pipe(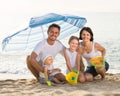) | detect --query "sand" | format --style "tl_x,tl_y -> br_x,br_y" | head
0,73 -> 120,96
